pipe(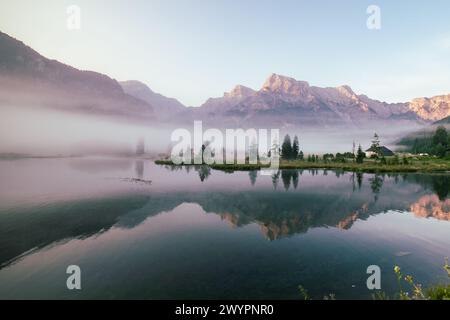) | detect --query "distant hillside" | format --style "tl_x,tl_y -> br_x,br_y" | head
396,124 -> 450,157
434,115 -> 450,125
0,31 -> 154,123
120,80 -> 185,121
